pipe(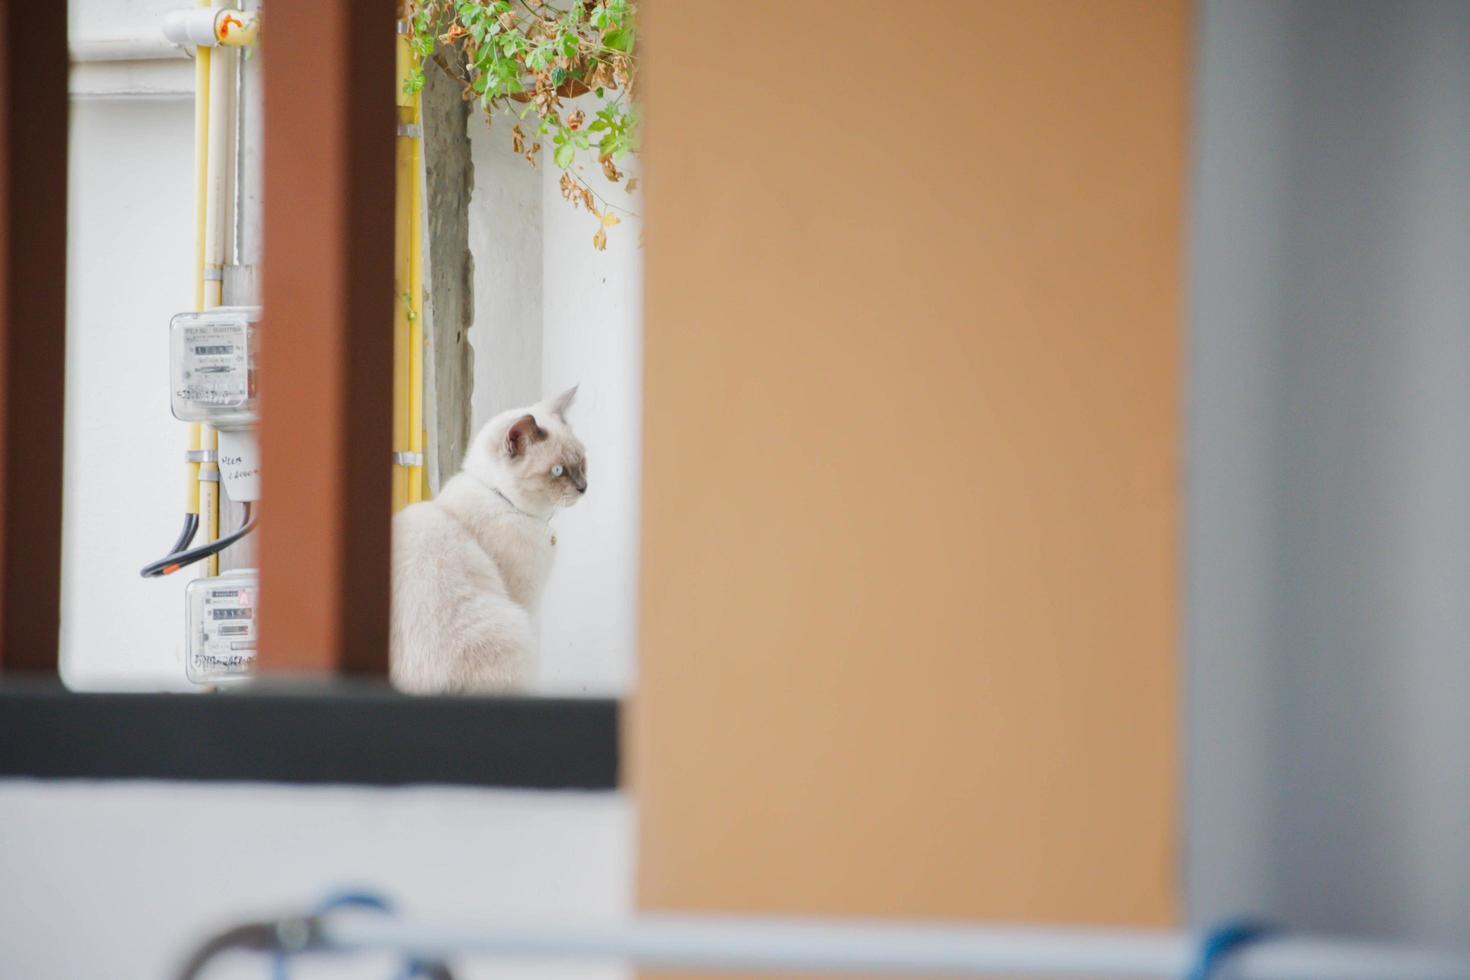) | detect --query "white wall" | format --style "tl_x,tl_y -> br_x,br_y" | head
62,96 -> 199,691
468,107 -> 642,697
469,119 -> 543,419
1189,0 -> 1470,943
0,781 -> 631,979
